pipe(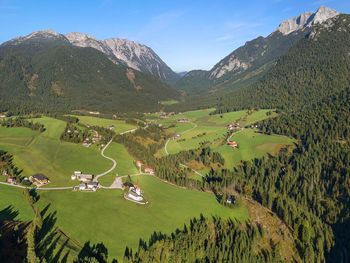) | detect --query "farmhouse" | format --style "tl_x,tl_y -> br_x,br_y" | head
178,118 -> 189,123
173,134 -> 181,140
144,167 -> 155,175
29,174 -> 50,186
78,182 -> 99,191
7,176 -> 16,184
71,171 -> 94,182
226,195 -> 236,204
227,141 -> 238,149
227,122 -> 240,131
